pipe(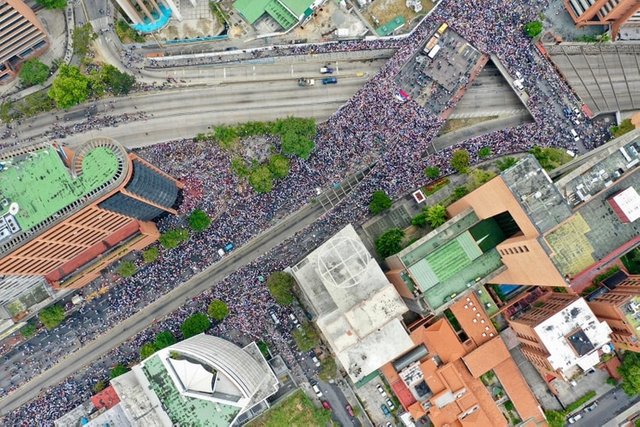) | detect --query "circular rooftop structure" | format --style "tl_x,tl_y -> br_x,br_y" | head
316,236 -> 371,289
